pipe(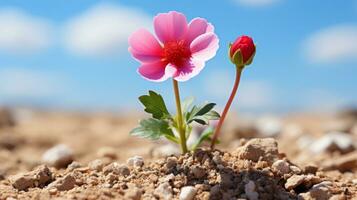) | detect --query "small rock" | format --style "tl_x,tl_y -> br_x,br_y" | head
244,181 -> 259,200
321,151 -> 357,172
290,165 -> 302,174
285,174 -> 320,190
272,160 -> 291,174
67,161 -> 82,171
10,165 -> 52,191
165,157 -> 177,170
124,187 -> 142,200
154,182 -> 172,200
255,116 -> 282,137
234,138 -> 279,164
298,181 -> 332,200
47,174 -> 76,191
191,166 -> 206,179
309,132 -> 354,154
42,144 -> 74,168
97,147 -> 117,159
88,159 -> 104,171
179,186 -> 196,200
151,144 -> 180,158
103,162 -> 130,176
127,156 -> 144,167
304,164 -> 318,174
